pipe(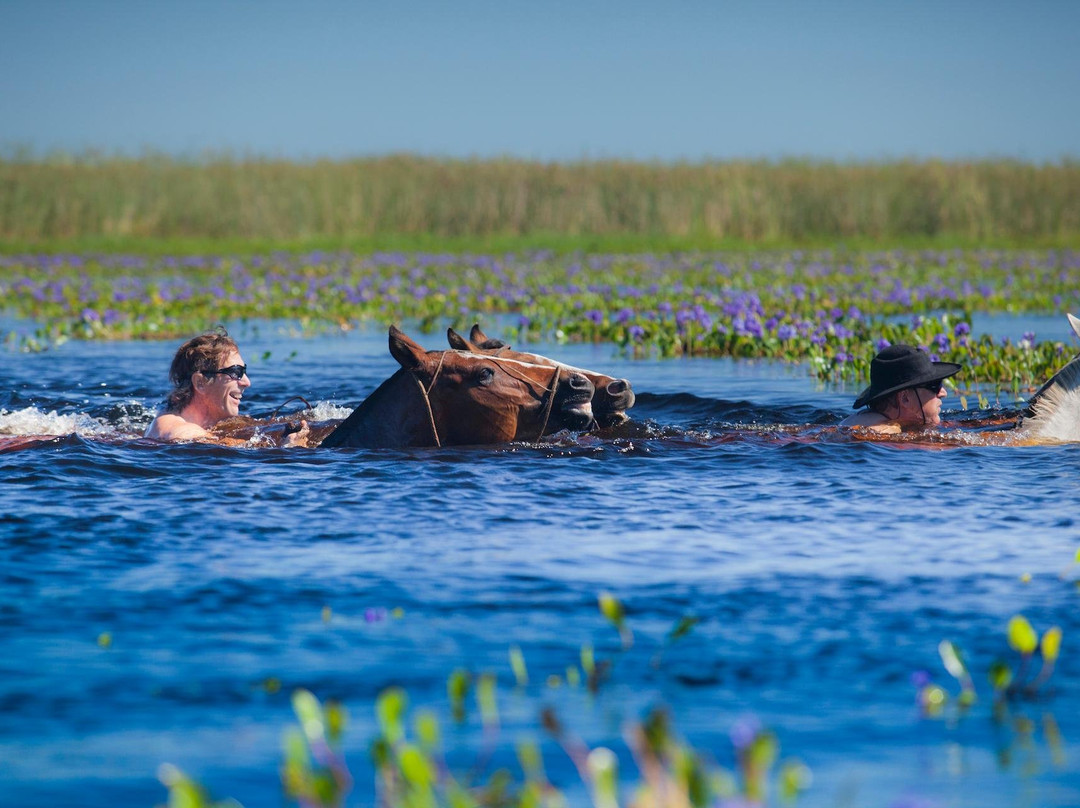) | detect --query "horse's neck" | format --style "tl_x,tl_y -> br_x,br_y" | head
1021,354 -> 1080,443
323,370 -> 432,448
